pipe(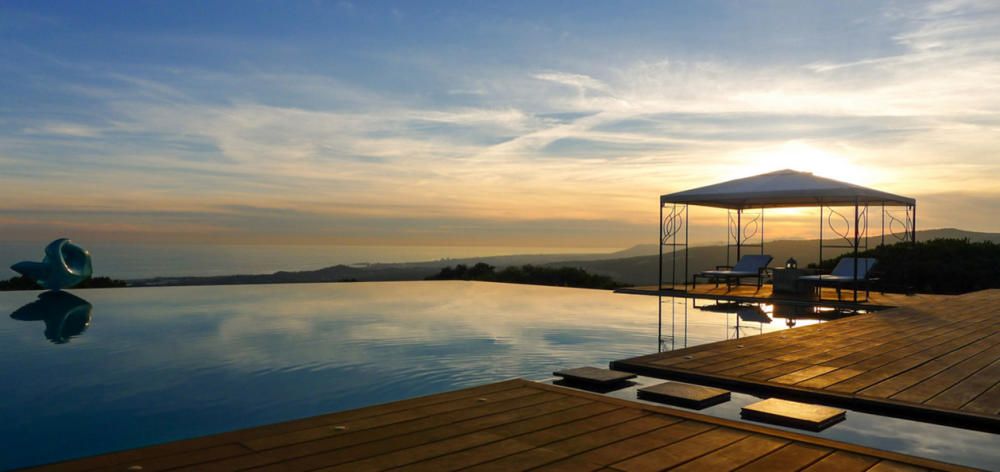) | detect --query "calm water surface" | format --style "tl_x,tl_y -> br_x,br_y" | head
0,282 -> 994,469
